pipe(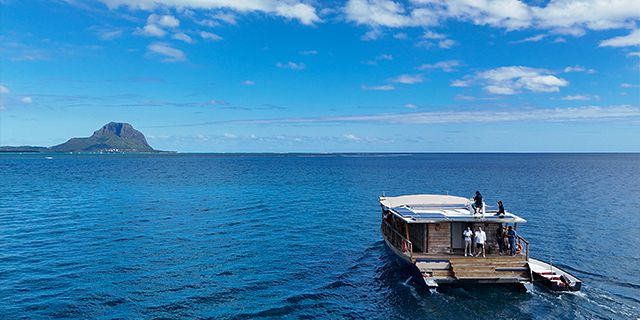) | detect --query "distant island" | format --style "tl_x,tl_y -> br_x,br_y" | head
0,122 -> 171,153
